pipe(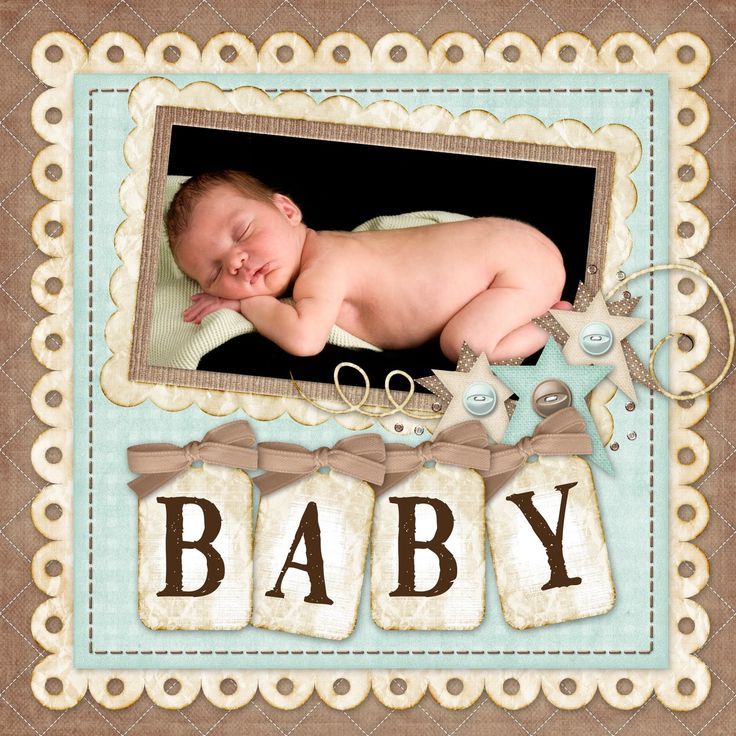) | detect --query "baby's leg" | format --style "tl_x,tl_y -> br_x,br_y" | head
440,286 -> 564,362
